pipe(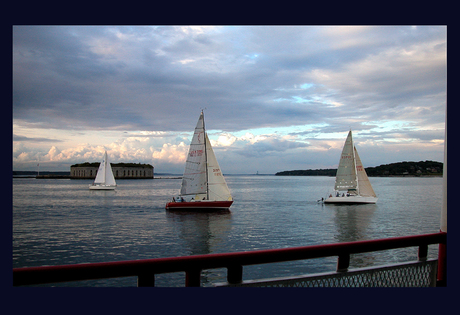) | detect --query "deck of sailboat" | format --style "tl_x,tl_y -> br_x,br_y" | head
165,200 -> 233,211
89,184 -> 116,190
324,196 -> 377,204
